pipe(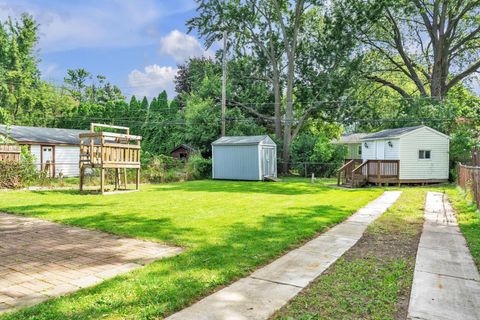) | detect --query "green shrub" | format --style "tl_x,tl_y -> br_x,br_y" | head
142,154 -> 183,183
20,146 -> 39,185
186,155 -> 211,179
142,153 -> 211,183
0,146 -> 38,188
0,161 -> 22,188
